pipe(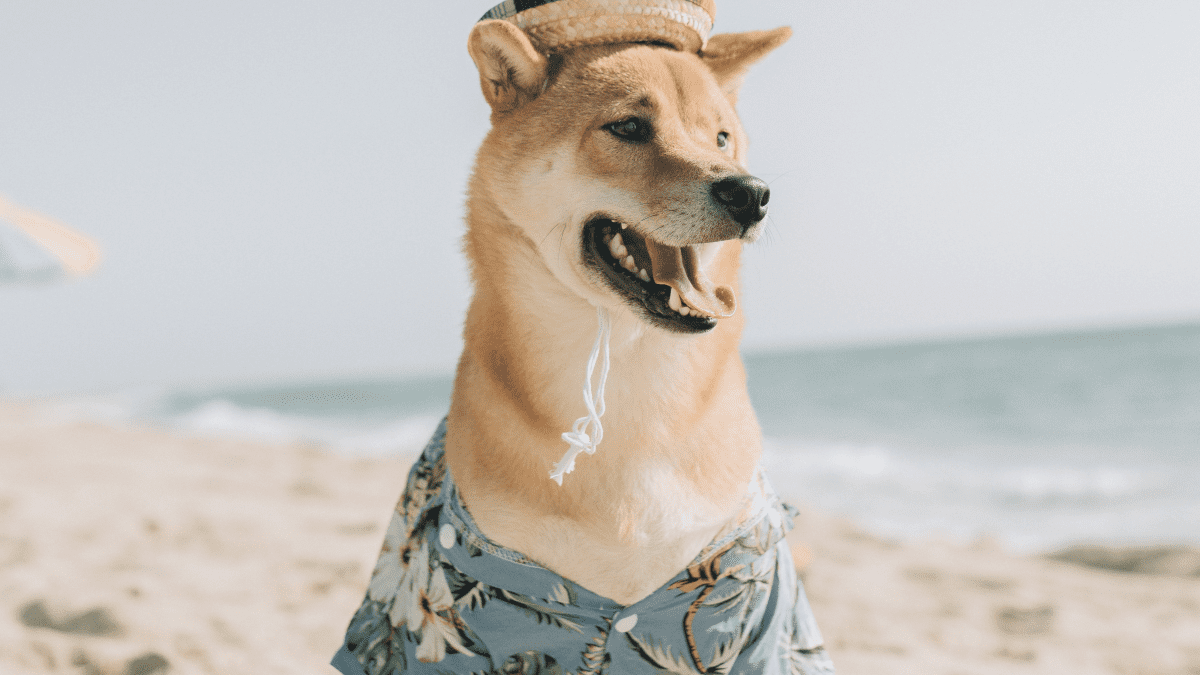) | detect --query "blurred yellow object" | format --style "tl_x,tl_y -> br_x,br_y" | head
0,194 -> 102,278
